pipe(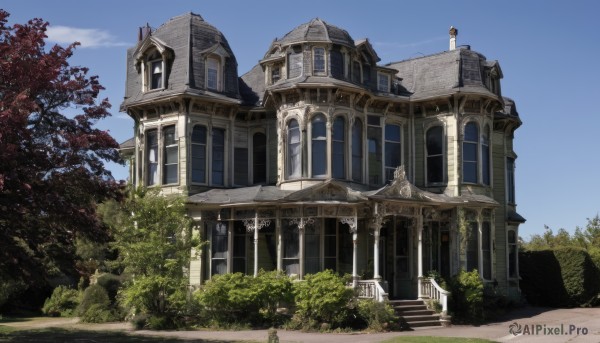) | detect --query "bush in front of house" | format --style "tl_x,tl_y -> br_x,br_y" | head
290,270 -> 355,330
194,270 -> 294,327
77,284 -> 120,323
447,269 -> 484,324
520,248 -> 600,307
356,298 -> 399,332
41,285 -> 80,317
